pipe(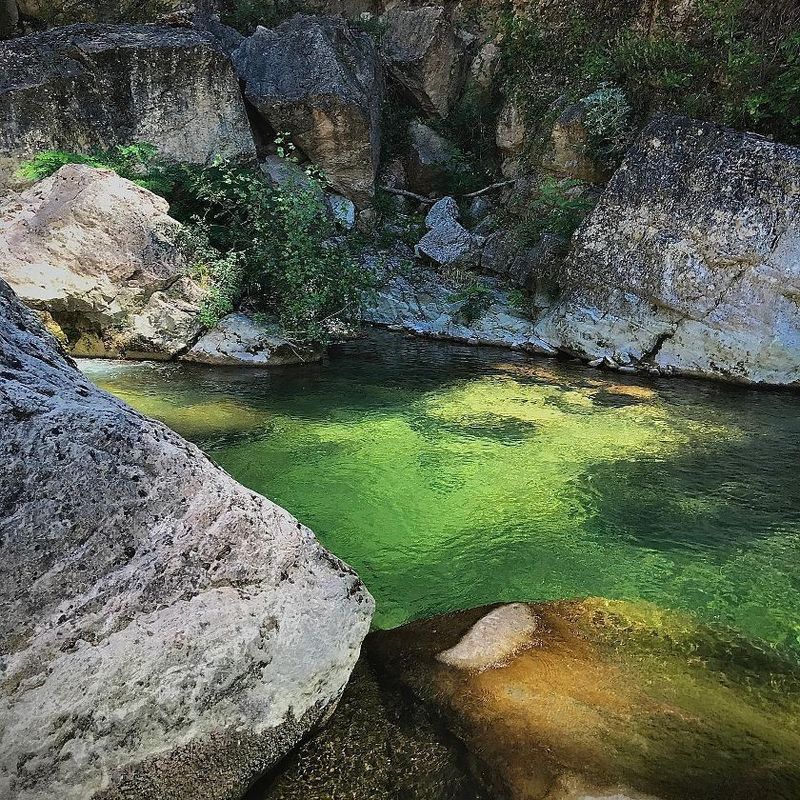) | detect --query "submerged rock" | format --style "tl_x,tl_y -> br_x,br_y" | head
0,278 -> 373,799
233,14 -> 382,205
0,23 -> 255,186
0,163 -> 204,358
183,313 -> 324,366
368,598 -> 800,800
541,115 -> 800,385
